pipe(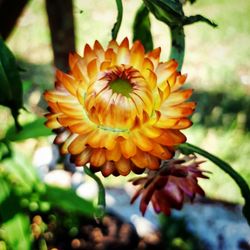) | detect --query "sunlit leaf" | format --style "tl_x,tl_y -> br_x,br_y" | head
111,0 -> 123,39
1,213 -> 32,250
133,4 -> 153,52
5,117 -> 52,141
0,38 -> 23,130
